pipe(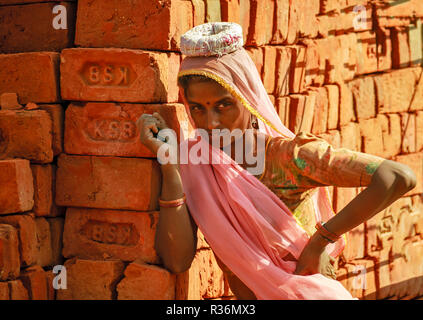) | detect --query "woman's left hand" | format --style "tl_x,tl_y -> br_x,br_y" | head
294,233 -> 334,278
